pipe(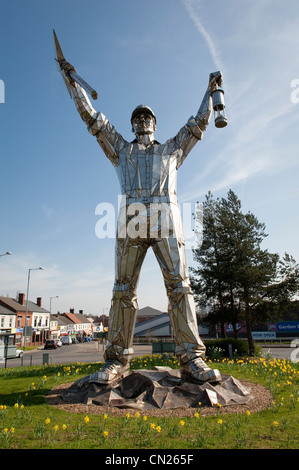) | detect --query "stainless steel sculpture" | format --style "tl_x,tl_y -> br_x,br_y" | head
54,31 -> 227,386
